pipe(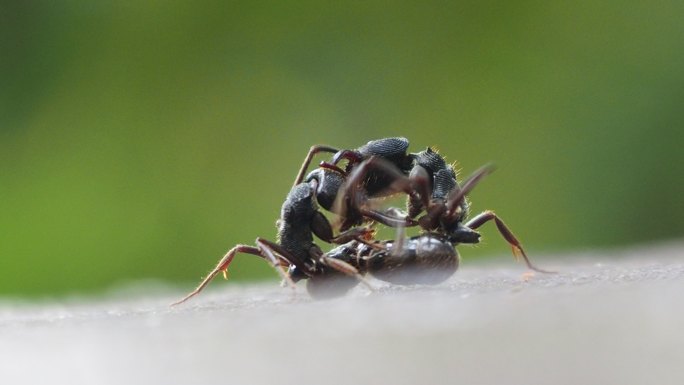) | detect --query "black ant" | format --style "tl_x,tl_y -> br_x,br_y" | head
335,156 -> 553,274
298,231 -> 462,299
173,160 -> 549,302
302,137 -> 545,271
172,139 -> 550,304
171,151 -> 410,306
298,158 -> 553,299
295,137 -> 470,233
